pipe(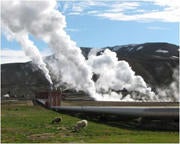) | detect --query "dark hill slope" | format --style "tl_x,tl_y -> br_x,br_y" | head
97,43 -> 179,86
1,43 -> 179,98
1,62 -> 49,98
